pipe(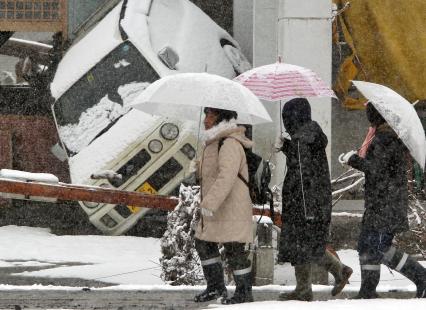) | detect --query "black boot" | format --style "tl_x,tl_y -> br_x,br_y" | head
353,267 -> 380,299
222,271 -> 253,304
194,261 -> 227,302
383,248 -> 426,298
400,257 -> 426,298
